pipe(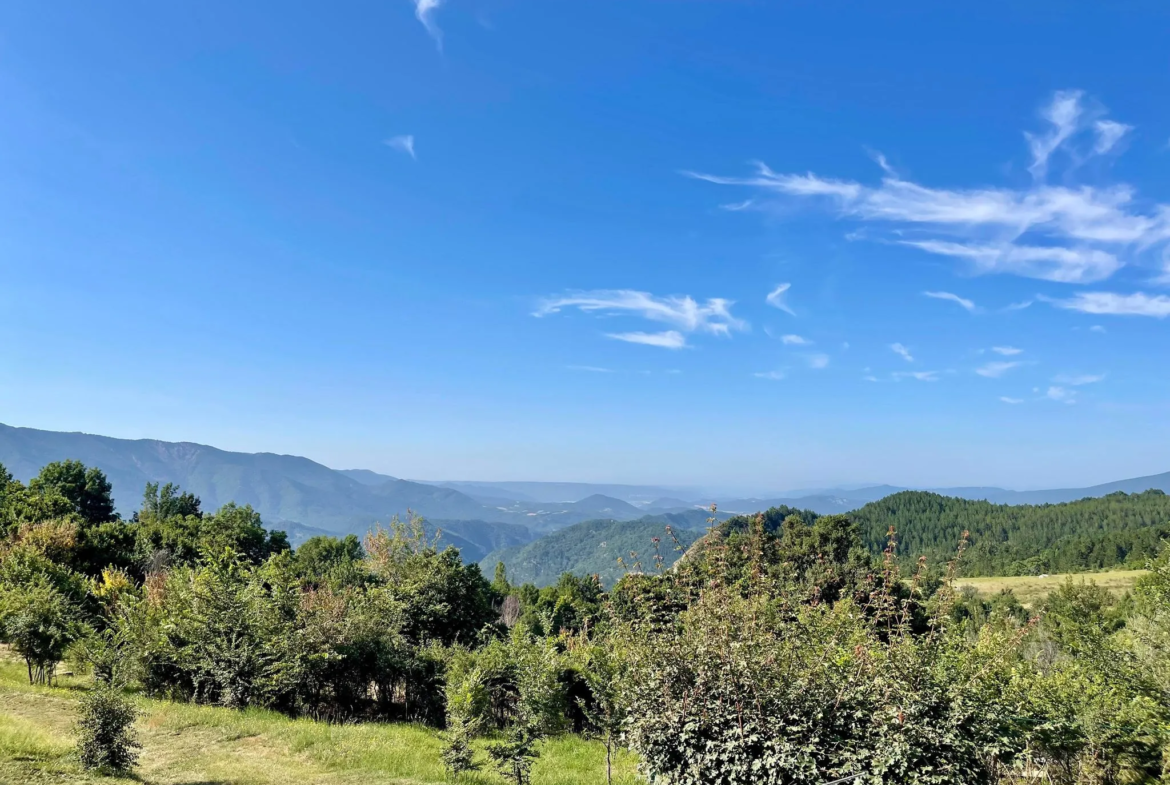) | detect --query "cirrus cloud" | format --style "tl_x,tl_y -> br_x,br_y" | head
779,334 -> 812,345
924,290 -> 978,312
686,91 -> 1170,285
1041,291 -> 1170,318
976,361 -> 1024,378
412,0 -> 445,48
535,289 -> 747,349
606,331 -> 688,349
384,135 -> 416,159
765,283 -> 796,315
